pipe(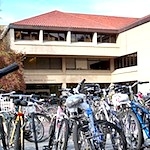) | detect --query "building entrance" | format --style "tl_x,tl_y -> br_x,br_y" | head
25,84 -> 62,97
